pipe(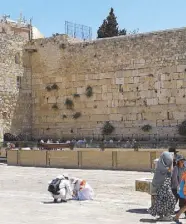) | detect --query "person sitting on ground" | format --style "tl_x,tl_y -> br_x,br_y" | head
148,151 -> 176,221
172,155 -> 186,214
70,177 -> 94,201
48,175 -> 72,203
174,170 -> 186,224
